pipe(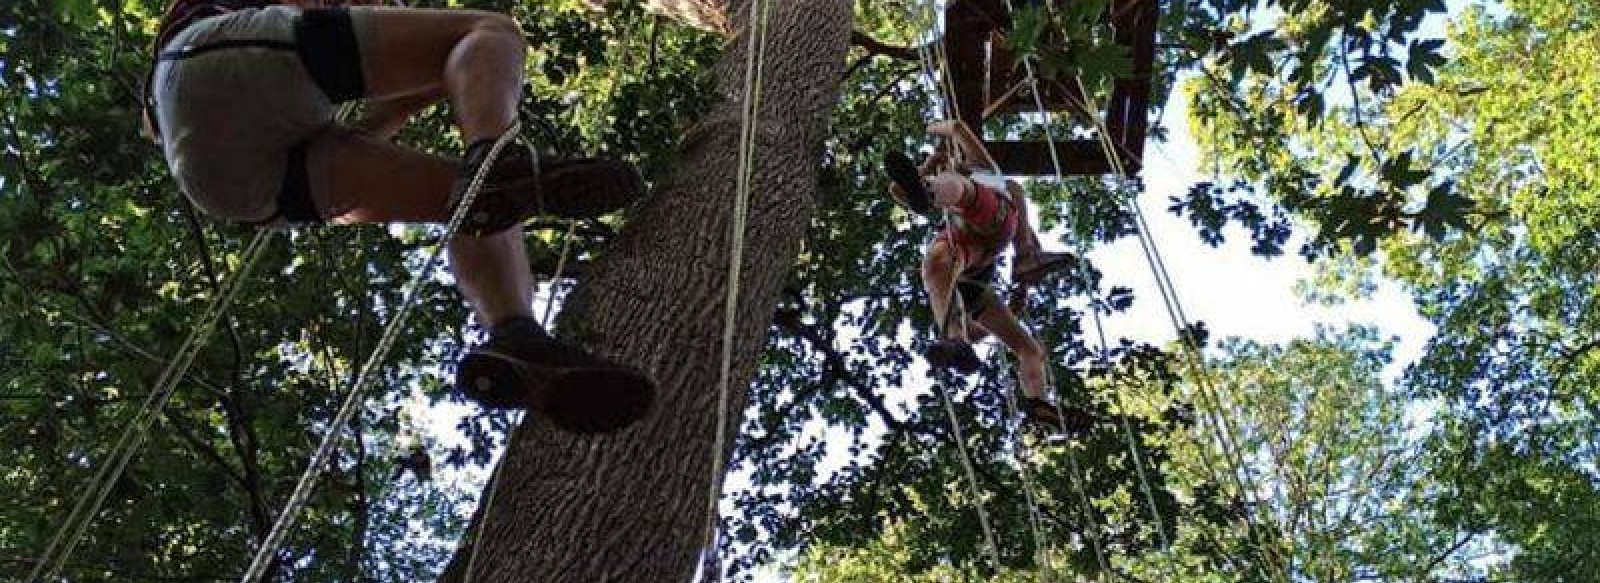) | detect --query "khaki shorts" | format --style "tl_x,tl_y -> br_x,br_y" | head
153,5 -> 375,224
